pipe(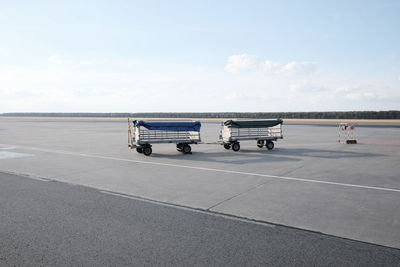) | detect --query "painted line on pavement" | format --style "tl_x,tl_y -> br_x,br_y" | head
2,143 -> 400,194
